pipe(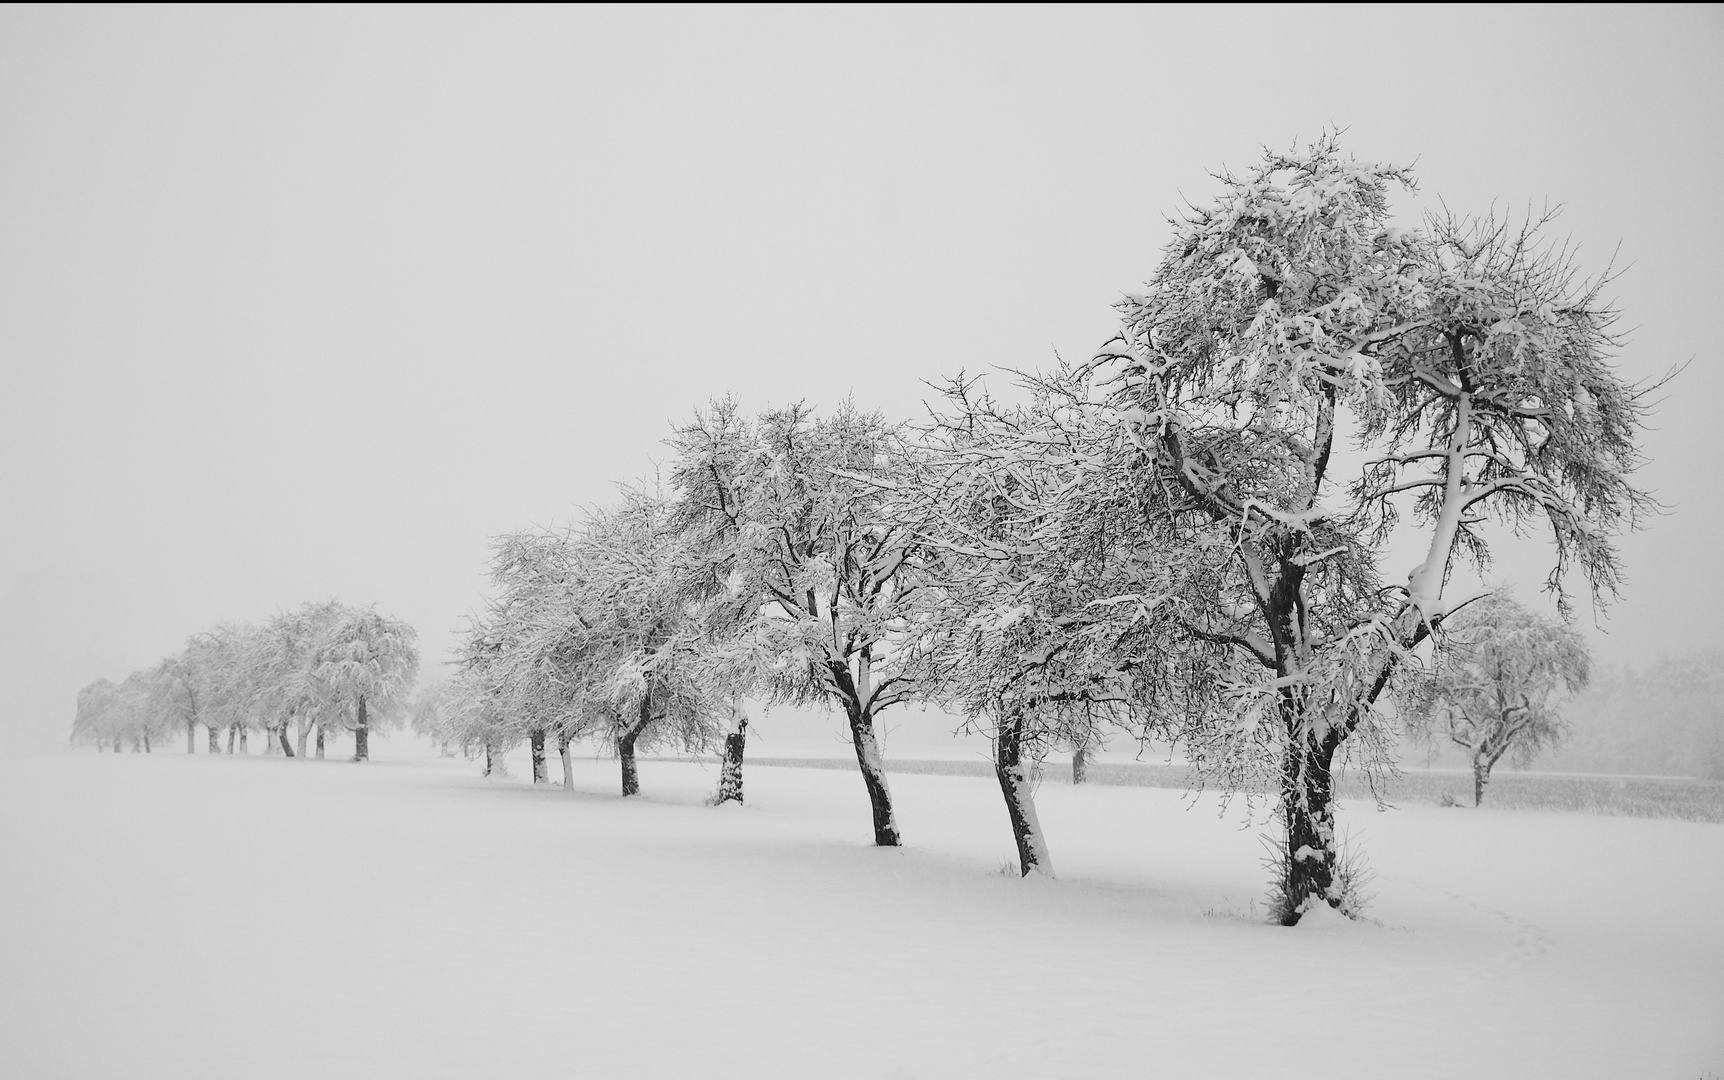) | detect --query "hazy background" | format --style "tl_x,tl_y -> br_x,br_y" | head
3,5 -> 1721,756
